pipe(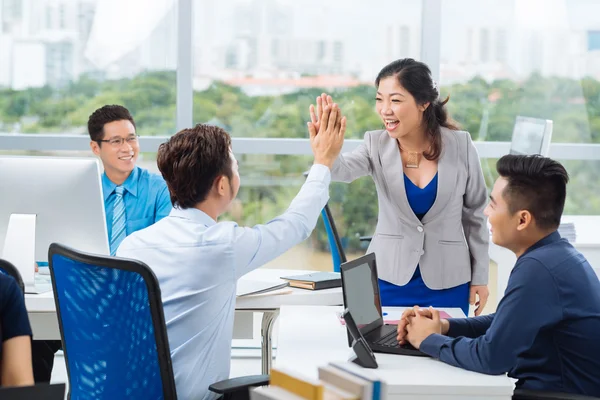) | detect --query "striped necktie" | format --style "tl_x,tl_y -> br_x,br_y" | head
110,186 -> 126,256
